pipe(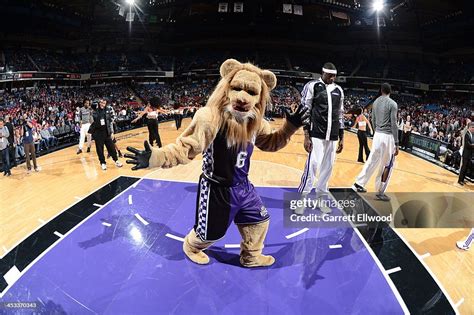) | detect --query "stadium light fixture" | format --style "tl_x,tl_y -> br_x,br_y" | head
373,0 -> 384,12
126,0 -> 135,6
